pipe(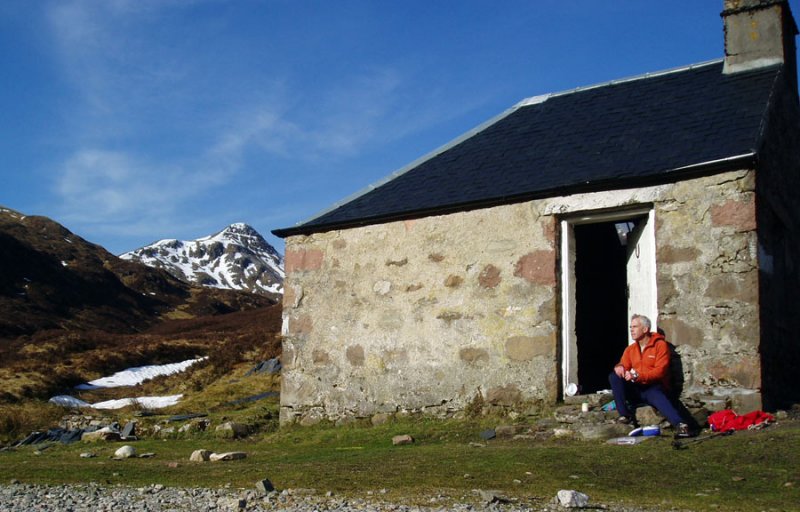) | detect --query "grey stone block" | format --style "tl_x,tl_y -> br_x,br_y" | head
255,479 -> 275,494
